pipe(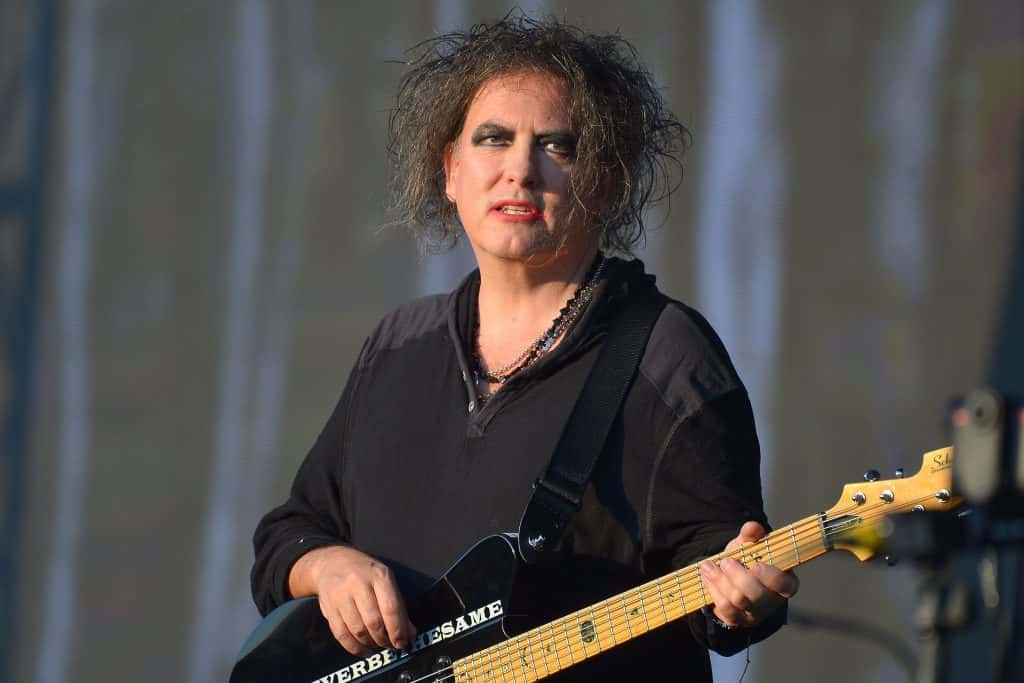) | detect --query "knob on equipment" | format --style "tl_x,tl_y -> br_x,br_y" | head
912,504 -> 925,512
894,467 -> 905,478
935,489 -> 951,502
879,489 -> 895,503
851,492 -> 867,505
864,469 -> 881,482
